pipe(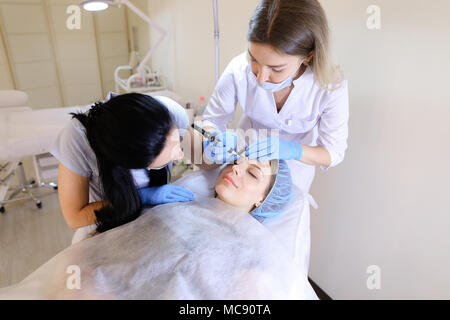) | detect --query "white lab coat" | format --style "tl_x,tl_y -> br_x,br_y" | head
202,52 -> 349,273
203,52 -> 349,193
